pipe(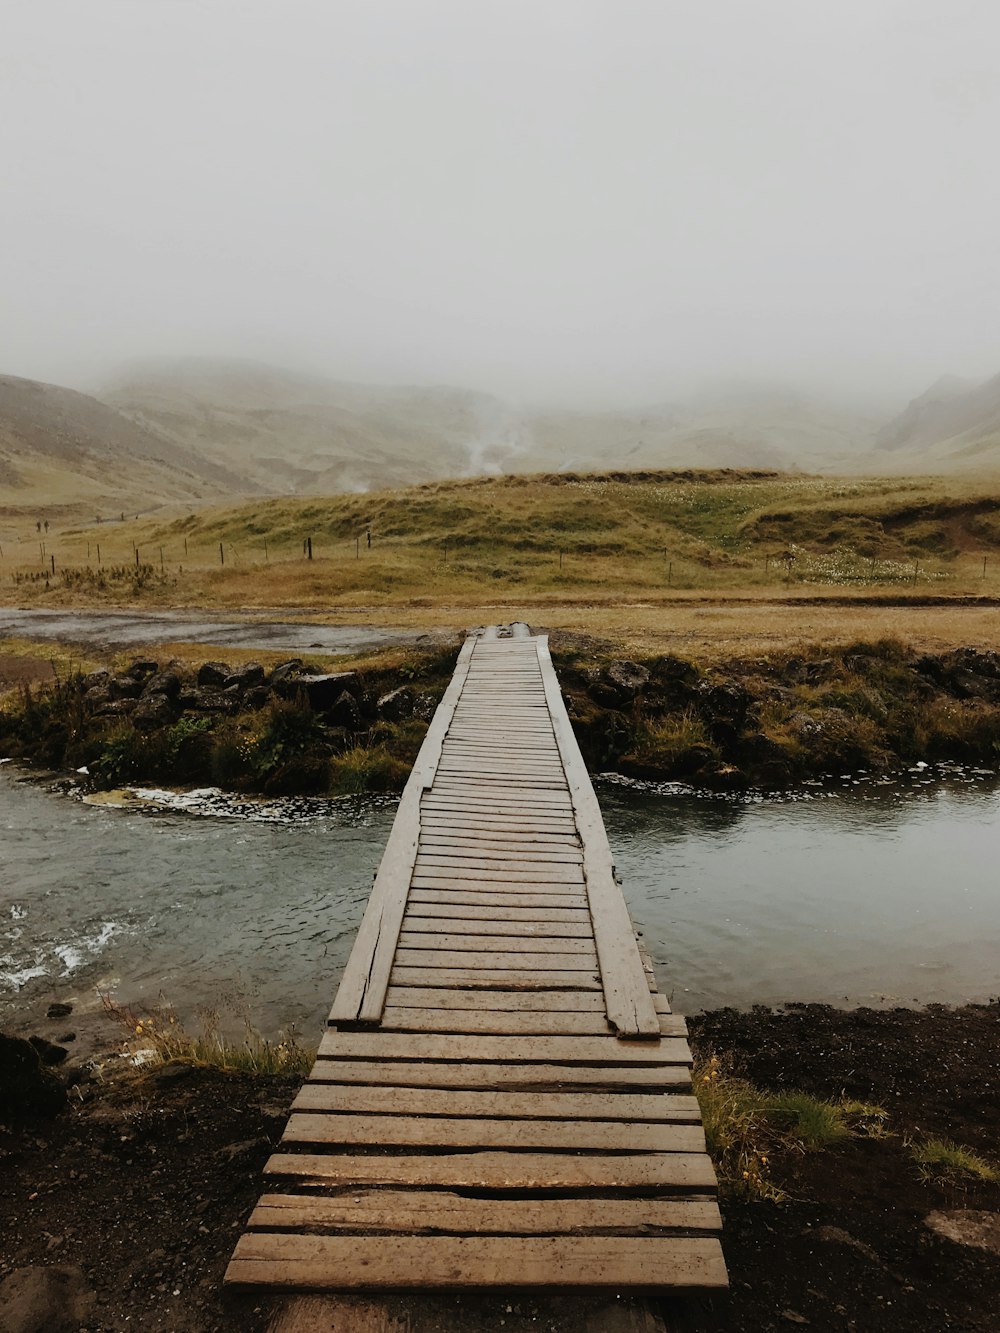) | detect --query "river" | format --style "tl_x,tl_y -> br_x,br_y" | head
2,766 -> 998,1037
